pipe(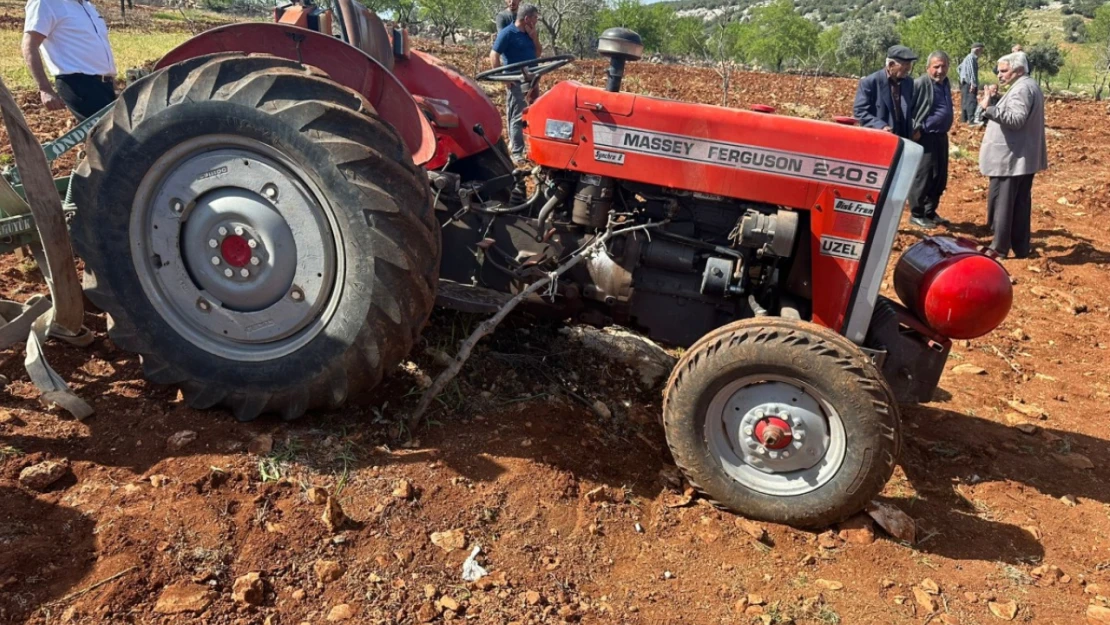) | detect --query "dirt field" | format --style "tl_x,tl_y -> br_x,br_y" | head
3,30 -> 1110,625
